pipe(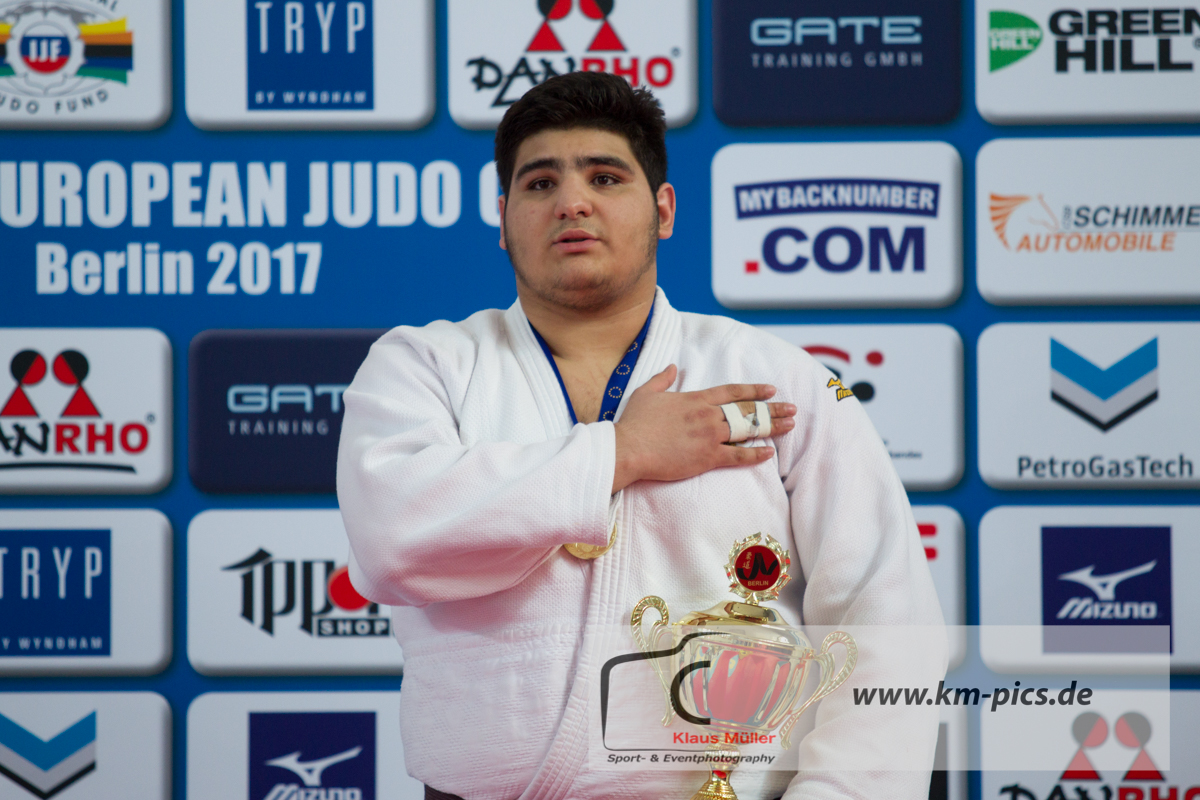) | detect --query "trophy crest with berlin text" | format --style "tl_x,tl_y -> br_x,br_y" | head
630,533 -> 857,800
